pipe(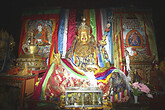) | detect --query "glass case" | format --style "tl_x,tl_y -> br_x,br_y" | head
65,87 -> 103,108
